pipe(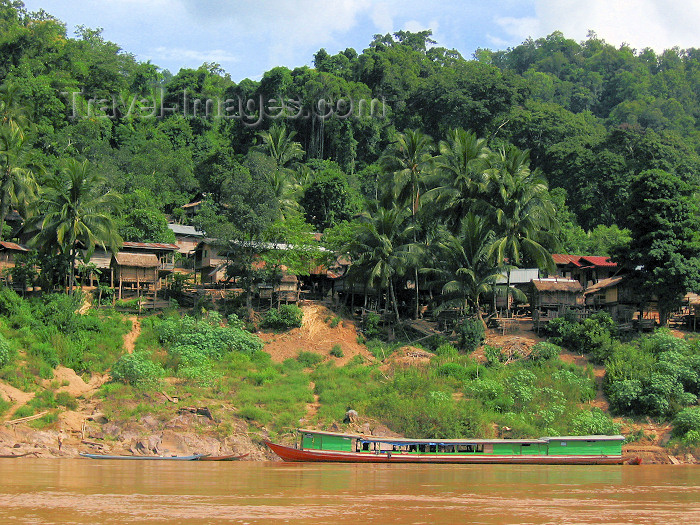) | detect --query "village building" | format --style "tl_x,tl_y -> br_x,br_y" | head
111,252 -> 160,300
193,238 -> 228,284
78,241 -> 178,293
550,254 -> 619,289
167,224 -> 205,271
0,241 -> 30,287
531,278 -> 585,331
0,241 -> 29,271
